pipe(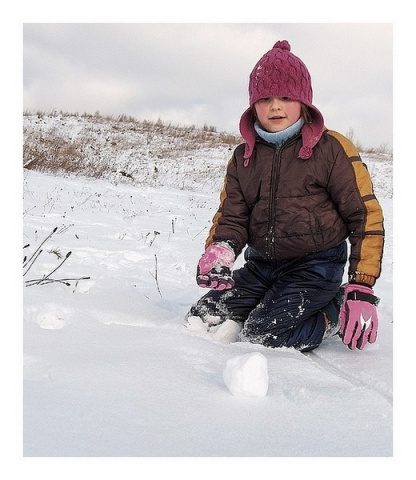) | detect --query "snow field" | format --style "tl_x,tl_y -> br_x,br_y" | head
20,113 -> 394,466
22,167 -> 393,459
